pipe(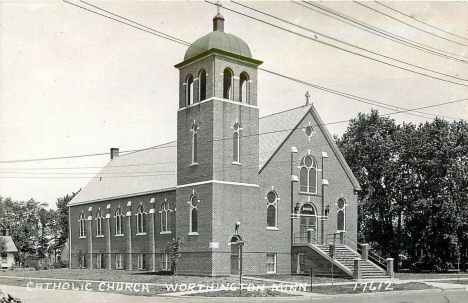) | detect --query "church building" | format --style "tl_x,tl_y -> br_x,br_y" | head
69,10 -> 388,278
